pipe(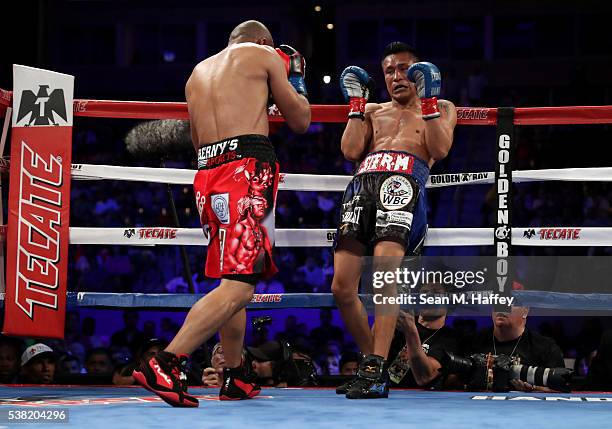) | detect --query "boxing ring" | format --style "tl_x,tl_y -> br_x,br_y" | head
2,71 -> 612,428
2,385 -> 612,429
